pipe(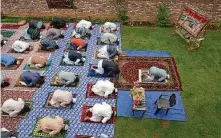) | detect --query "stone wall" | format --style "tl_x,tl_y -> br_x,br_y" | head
1,0 -> 221,22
